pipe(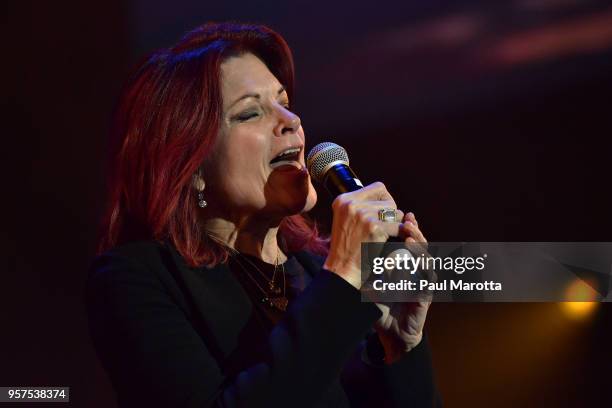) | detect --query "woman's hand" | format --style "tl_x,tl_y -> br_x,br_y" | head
323,182 -> 404,289
374,212 -> 432,364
